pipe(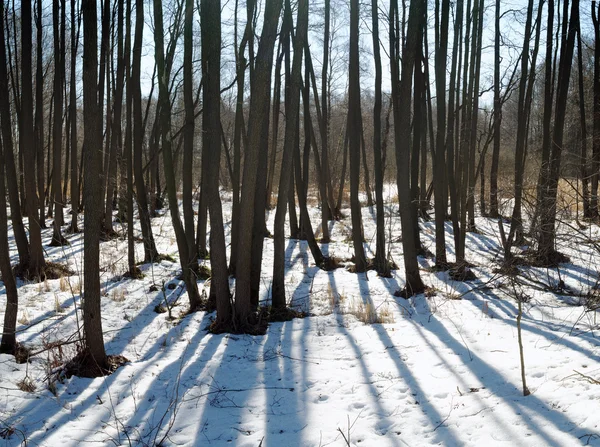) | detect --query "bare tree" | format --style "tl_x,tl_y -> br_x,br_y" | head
201,0 -> 232,328
81,0 -> 108,371
50,0 -> 68,247
154,0 -> 202,311
272,0 -> 308,308
348,0 -> 367,272
21,0 -> 46,279
390,0 -> 426,294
